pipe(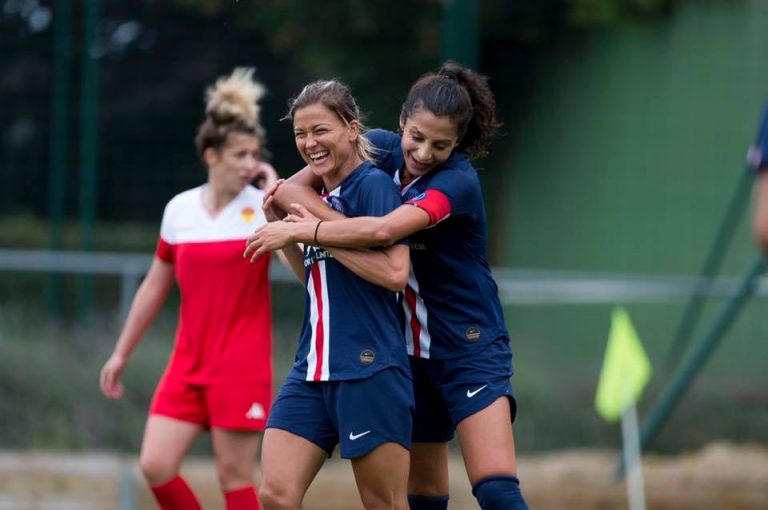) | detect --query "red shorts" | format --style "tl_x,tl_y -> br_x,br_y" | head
150,375 -> 271,431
